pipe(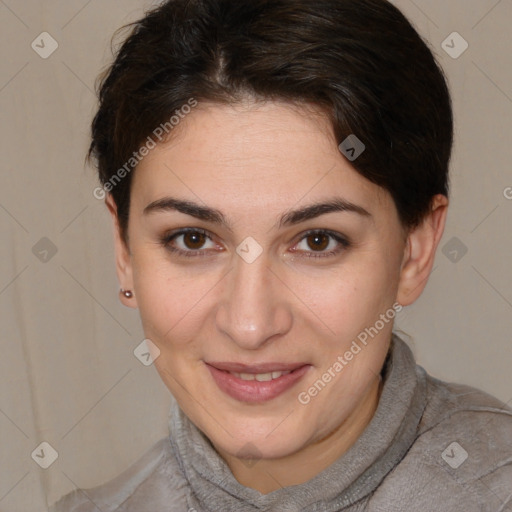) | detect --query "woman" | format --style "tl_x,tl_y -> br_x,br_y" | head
51,0 -> 512,510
